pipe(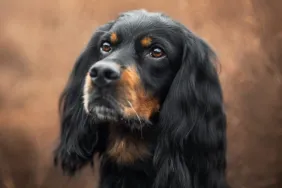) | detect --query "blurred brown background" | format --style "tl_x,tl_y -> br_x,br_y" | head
0,0 -> 281,188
